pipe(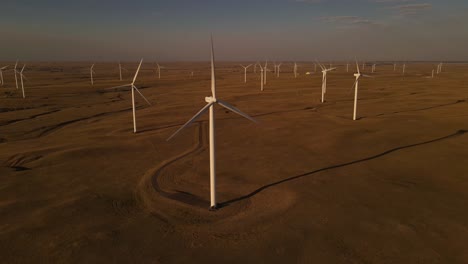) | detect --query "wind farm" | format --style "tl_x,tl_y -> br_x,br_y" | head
1,1 -> 468,263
